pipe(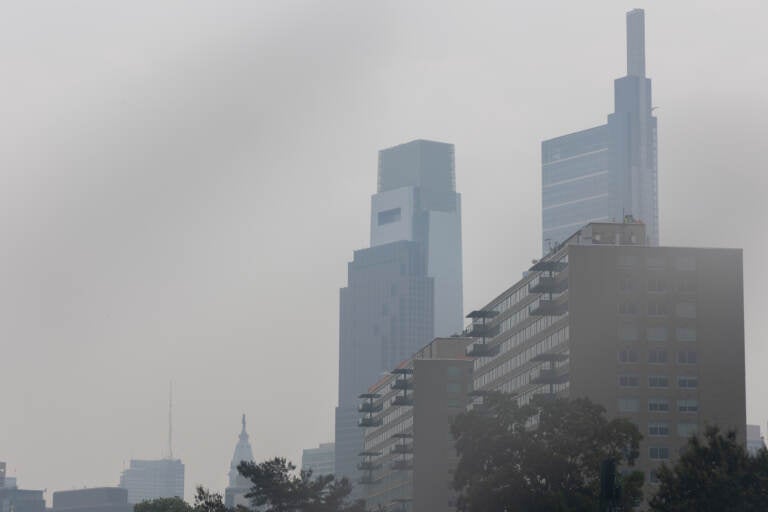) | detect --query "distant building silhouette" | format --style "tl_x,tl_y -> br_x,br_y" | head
542,9 -> 659,252
301,443 -> 334,477
119,459 -> 184,504
747,424 -> 765,455
335,140 -> 464,483
52,488 -> 131,512
224,415 -> 255,508
0,465 -> 45,512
